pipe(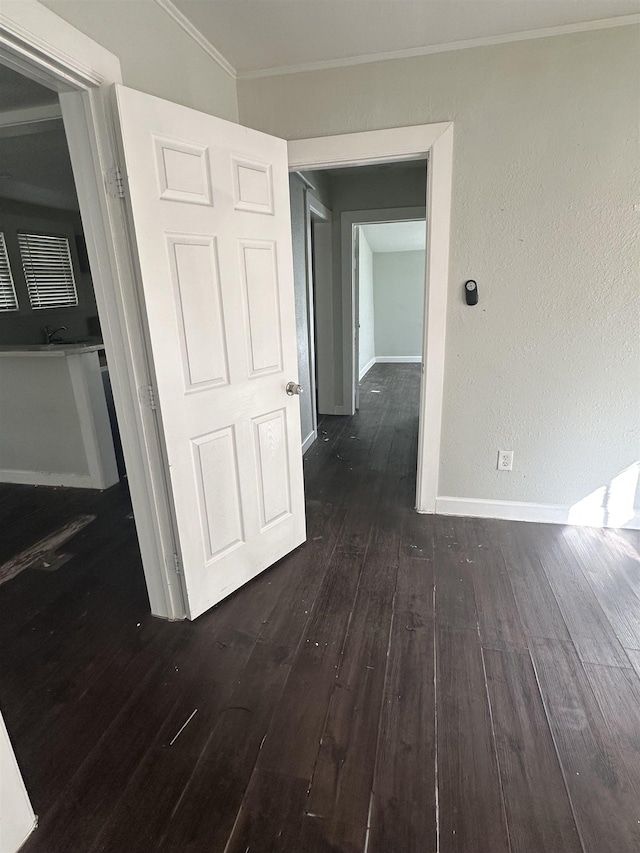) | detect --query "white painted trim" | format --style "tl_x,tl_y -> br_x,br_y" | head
295,170 -> 315,191
301,431 -> 316,455
308,195 -> 332,221
360,356 -> 421,380
375,356 -> 422,364
0,713 -> 36,853
240,14 -> 640,79
153,0 -> 236,79
0,1 -> 120,87
342,206 -> 427,415
0,104 -> 62,127
302,190 -> 326,440
289,125 -> 452,515
359,356 -> 376,381
435,496 -> 640,531
415,124 -> 453,515
289,125 -> 449,171
0,468 -> 93,488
